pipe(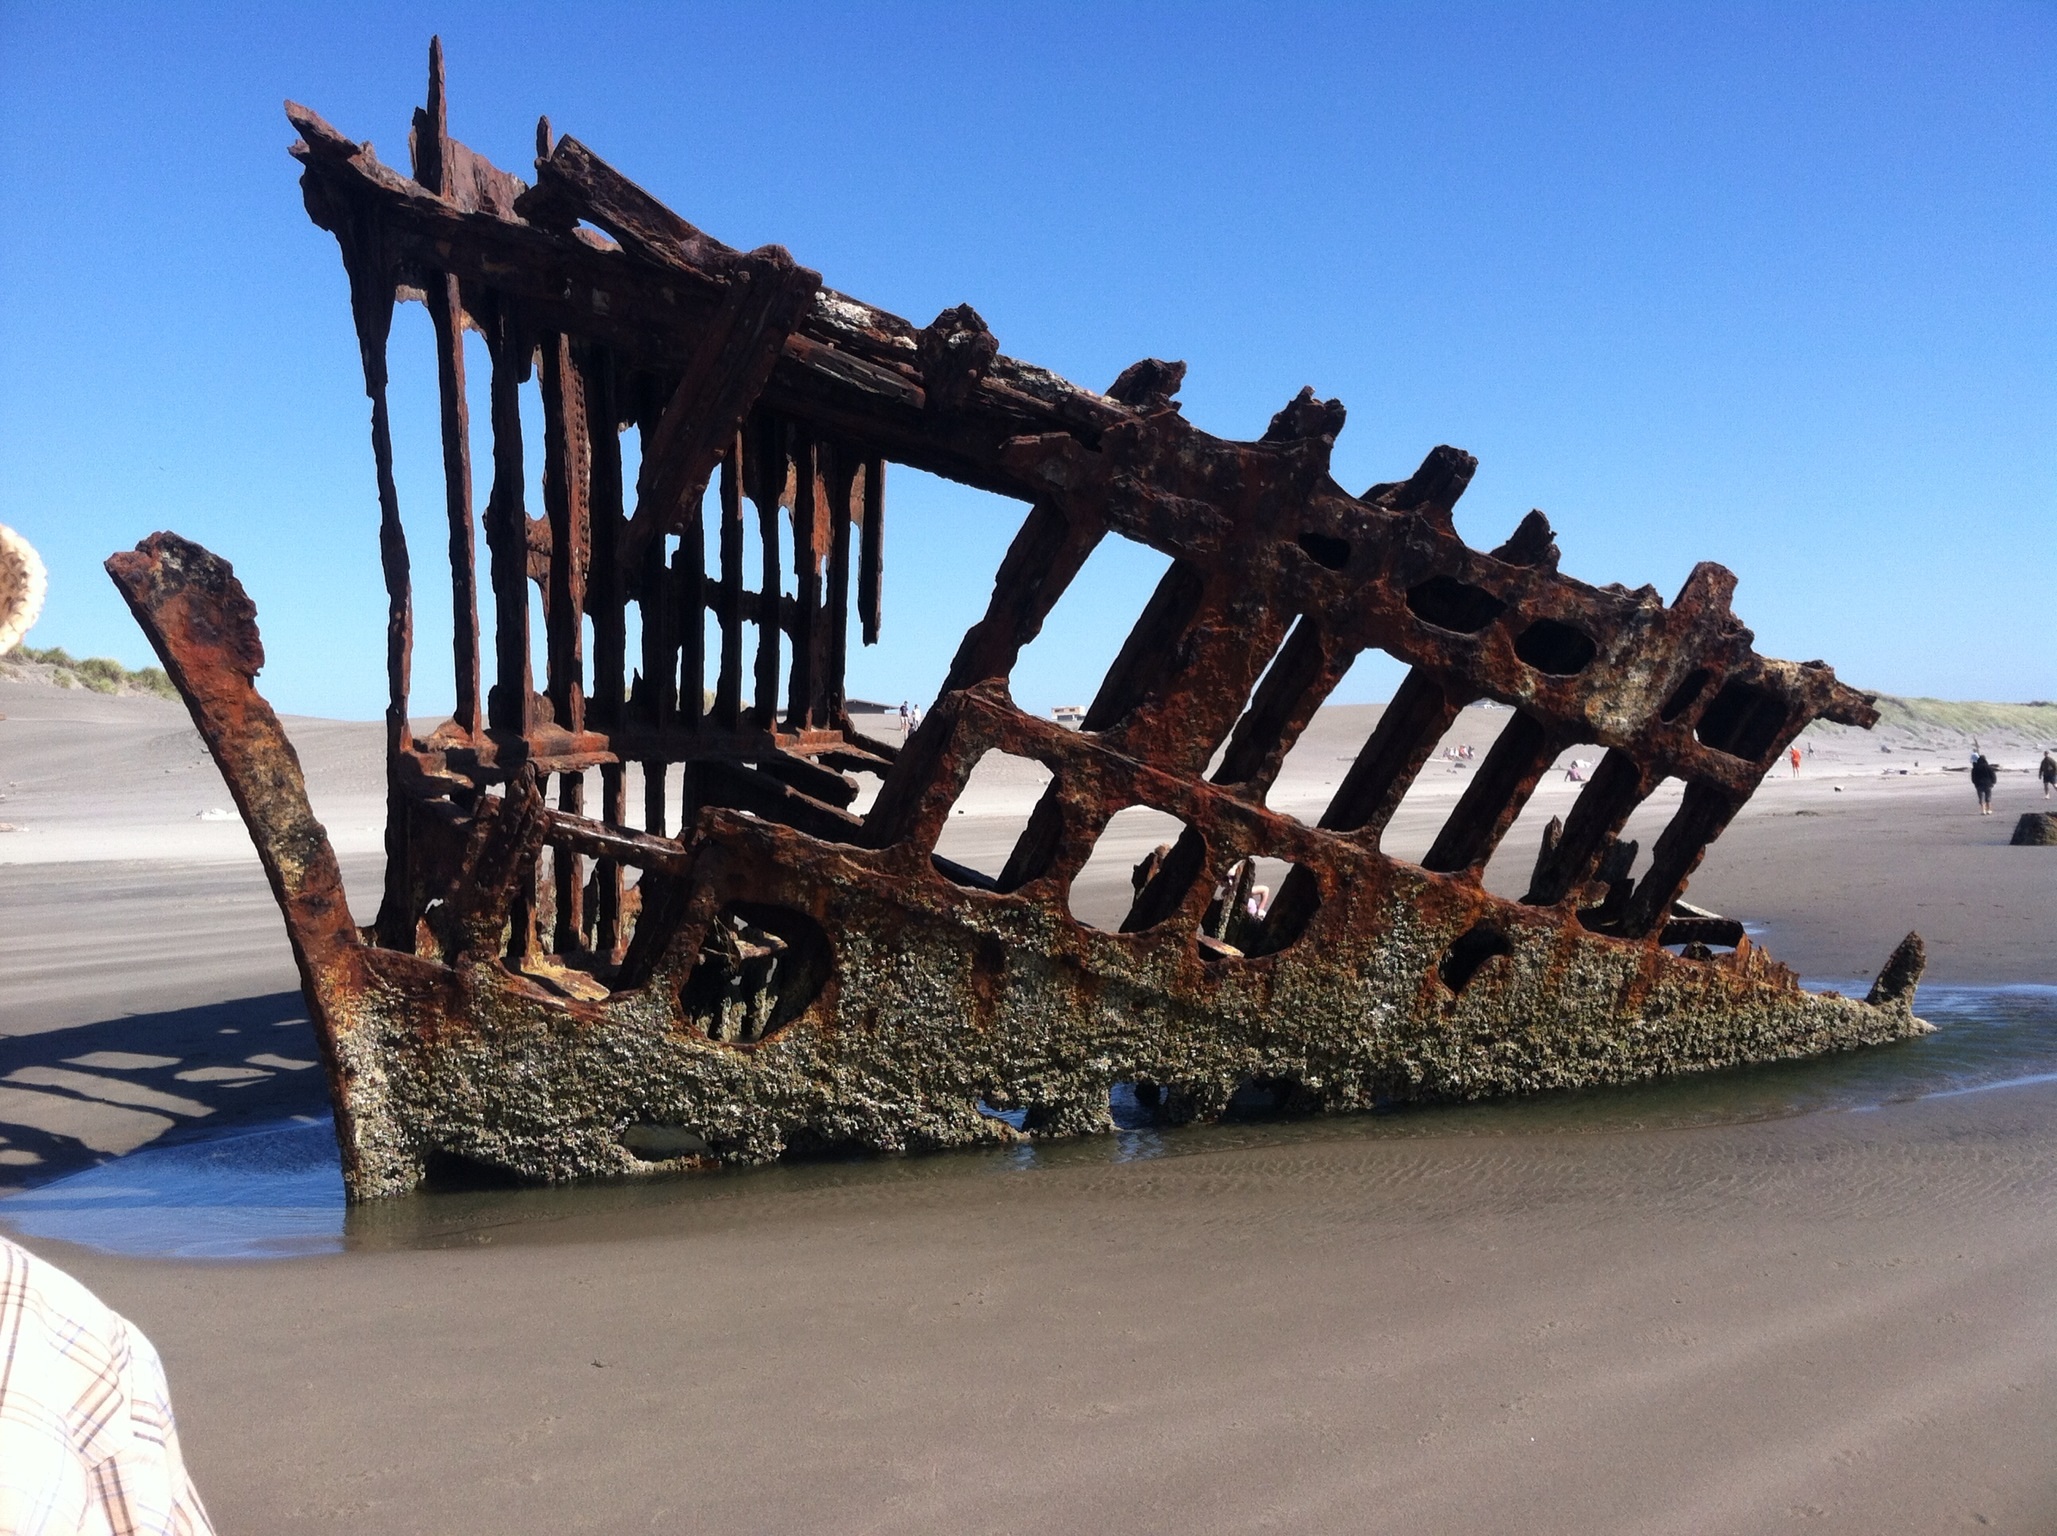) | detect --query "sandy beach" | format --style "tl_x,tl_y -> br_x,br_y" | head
31,1081 -> 2057,1535
2,675 -> 2053,1532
